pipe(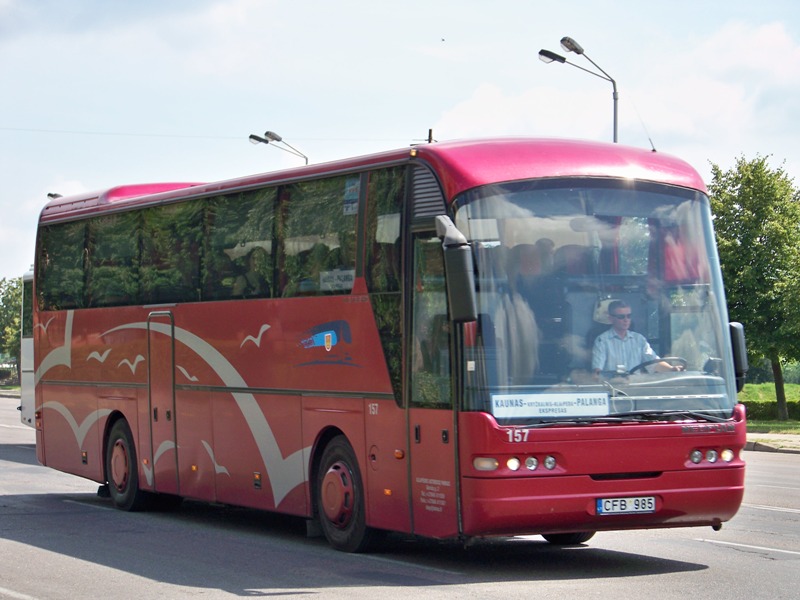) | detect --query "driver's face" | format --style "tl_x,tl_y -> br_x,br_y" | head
609,310 -> 632,334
